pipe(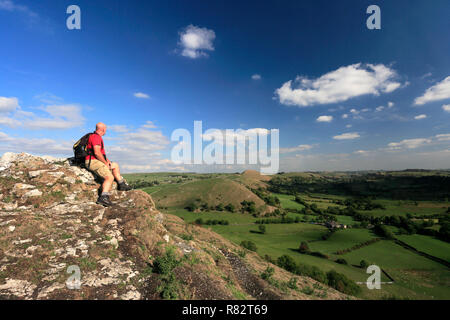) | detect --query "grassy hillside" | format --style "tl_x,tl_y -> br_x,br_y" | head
150,177 -> 271,212
125,170 -> 450,300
